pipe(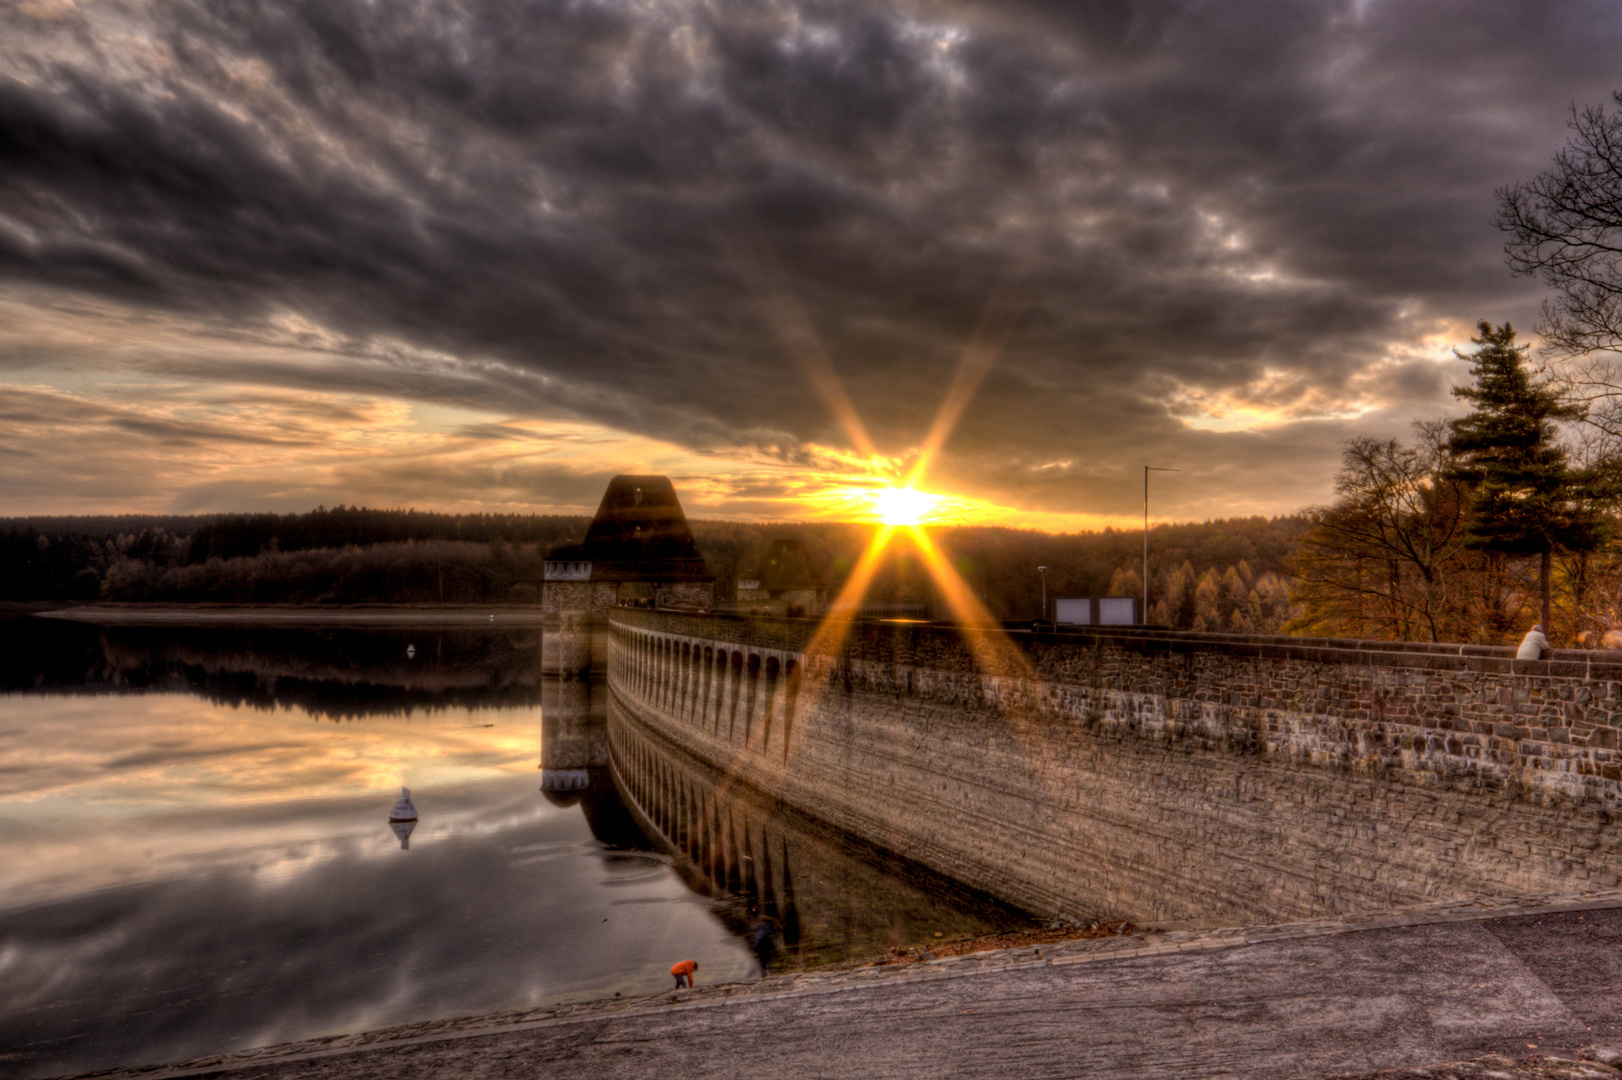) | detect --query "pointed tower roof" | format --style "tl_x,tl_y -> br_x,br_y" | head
546,475 -> 713,582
